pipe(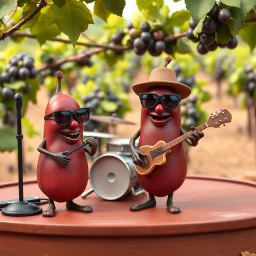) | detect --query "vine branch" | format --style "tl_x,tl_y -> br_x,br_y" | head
0,0 -> 47,40
11,32 -> 131,51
